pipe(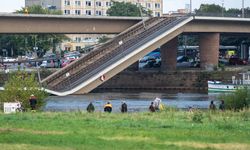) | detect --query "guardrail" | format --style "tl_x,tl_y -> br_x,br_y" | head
194,12 -> 250,18
42,17 -> 165,87
49,16 -> 190,92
